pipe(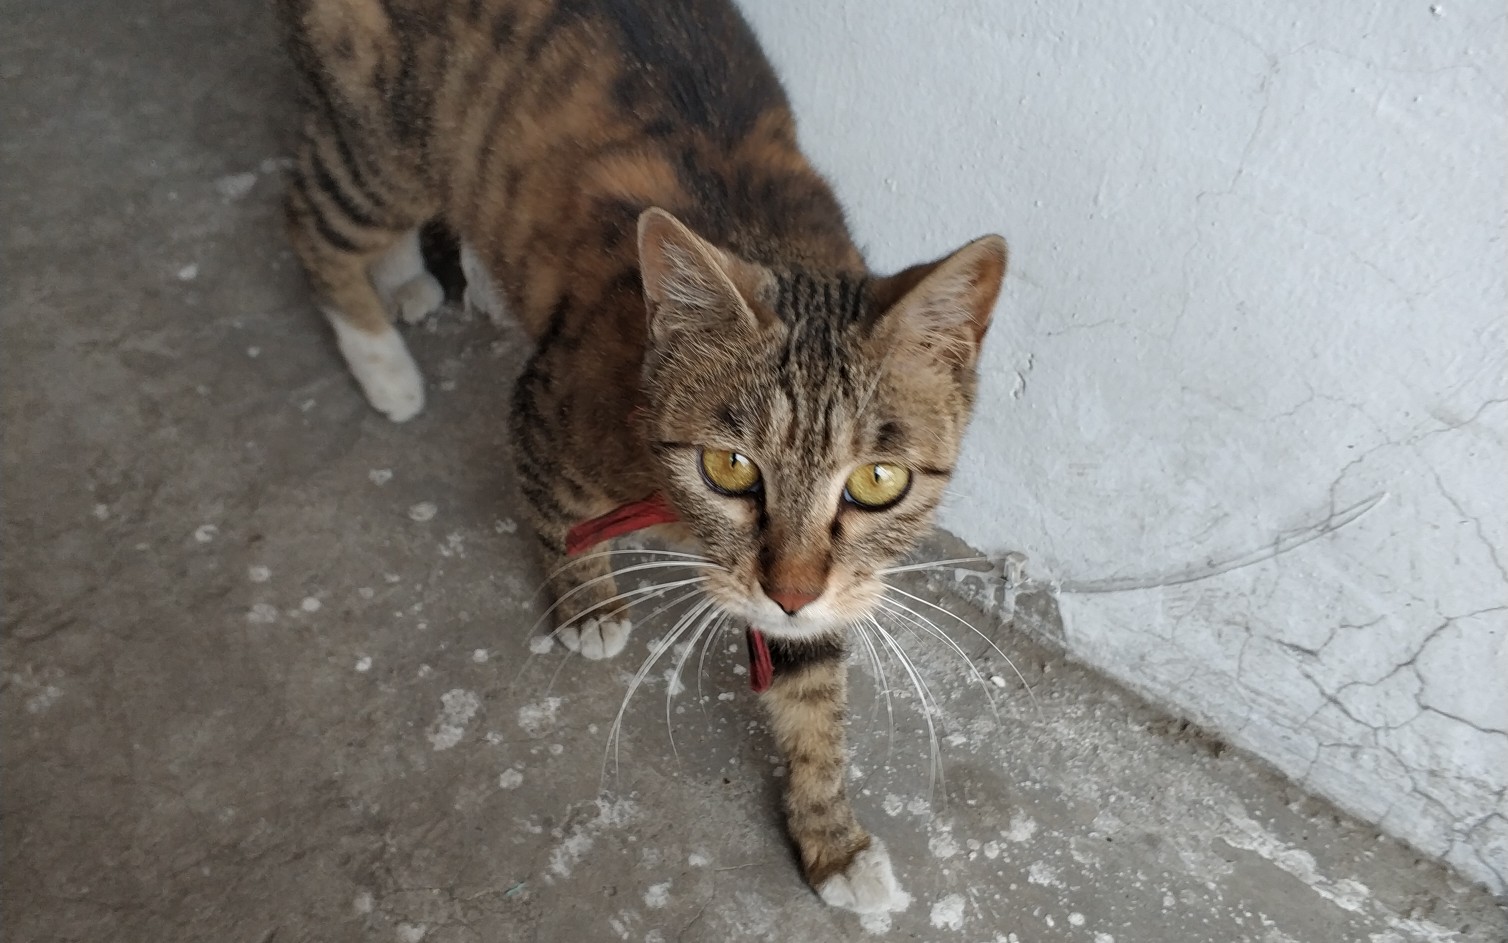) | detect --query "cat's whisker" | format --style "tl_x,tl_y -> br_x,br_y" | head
540,548 -> 723,584
877,556 -> 992,576
604,596 -> 719,783
875,596 -> 1001,722
541,576 -> 705,643
853,364 -> 886,418
530,560 -> 713,636
605,602 -> 700,775
881,583 -> 1042,717
605,595 -> 718,775
867,616 -> 945,809
695,613 -> 729,726
850,619 -> 897,770
520,583 -> 708,693
621,586 -> 715,639
538,635 -> 577,697
665,609 -> 724,760
513,580 -> 680,689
